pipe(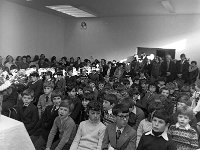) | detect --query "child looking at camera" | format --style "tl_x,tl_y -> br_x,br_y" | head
168,105 -> 199,150
45,100 -> 76,150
